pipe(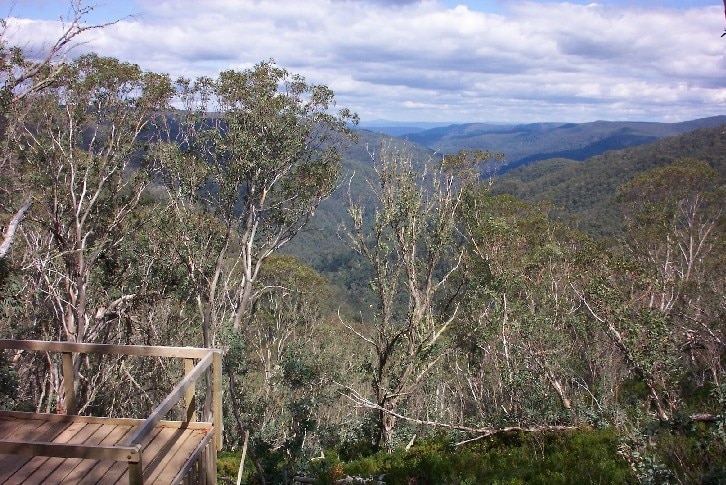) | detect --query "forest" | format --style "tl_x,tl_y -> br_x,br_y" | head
1,7 -> 724,485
